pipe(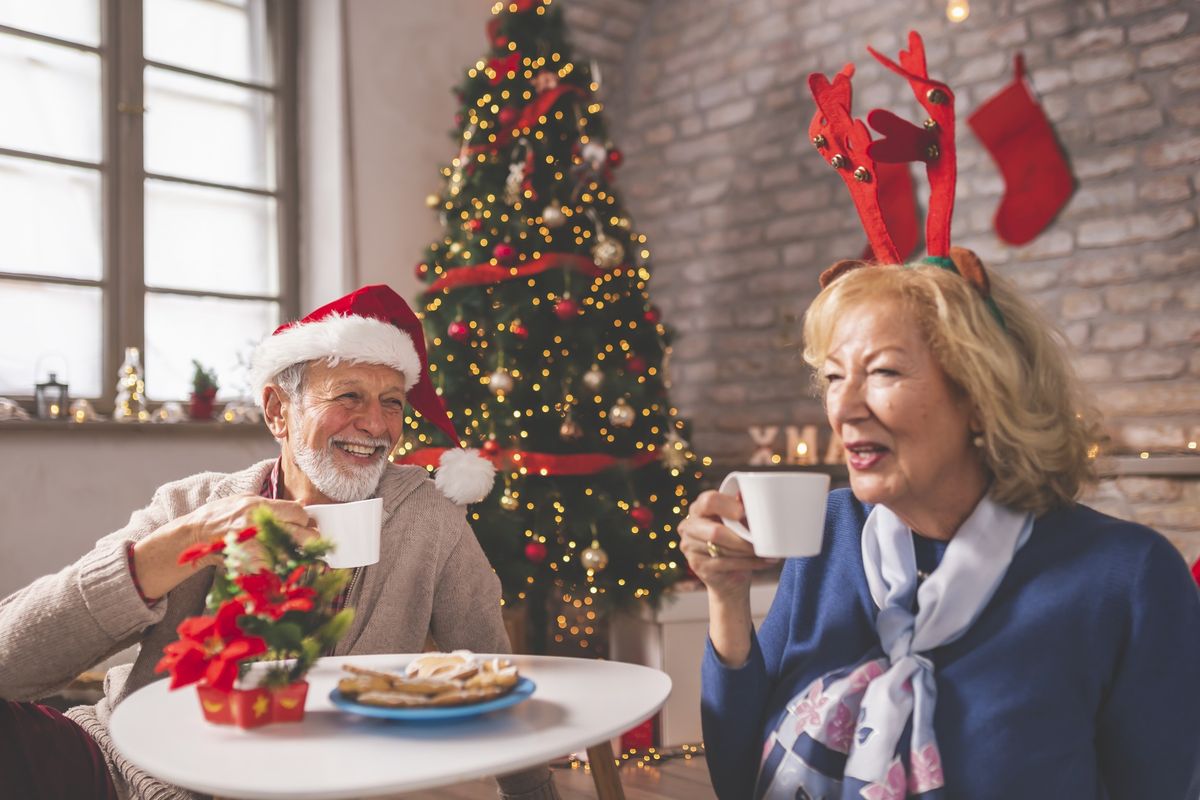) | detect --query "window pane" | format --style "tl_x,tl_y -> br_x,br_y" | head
144,67 -> 275,189
144,292 -> 278,401
0,0 -> 100,46
0,156 -> 102,280
0,33 -> 101,162
145,0 -> 271,85
0,280 -> 102,397
145,180 -> 278,295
